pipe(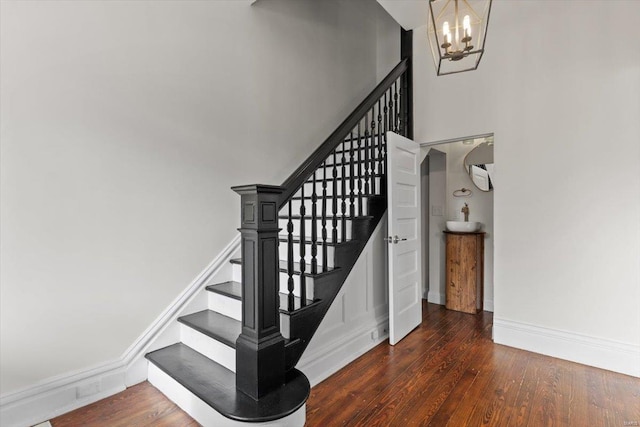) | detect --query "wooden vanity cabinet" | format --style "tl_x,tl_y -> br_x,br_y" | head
444,231 -> 485,314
